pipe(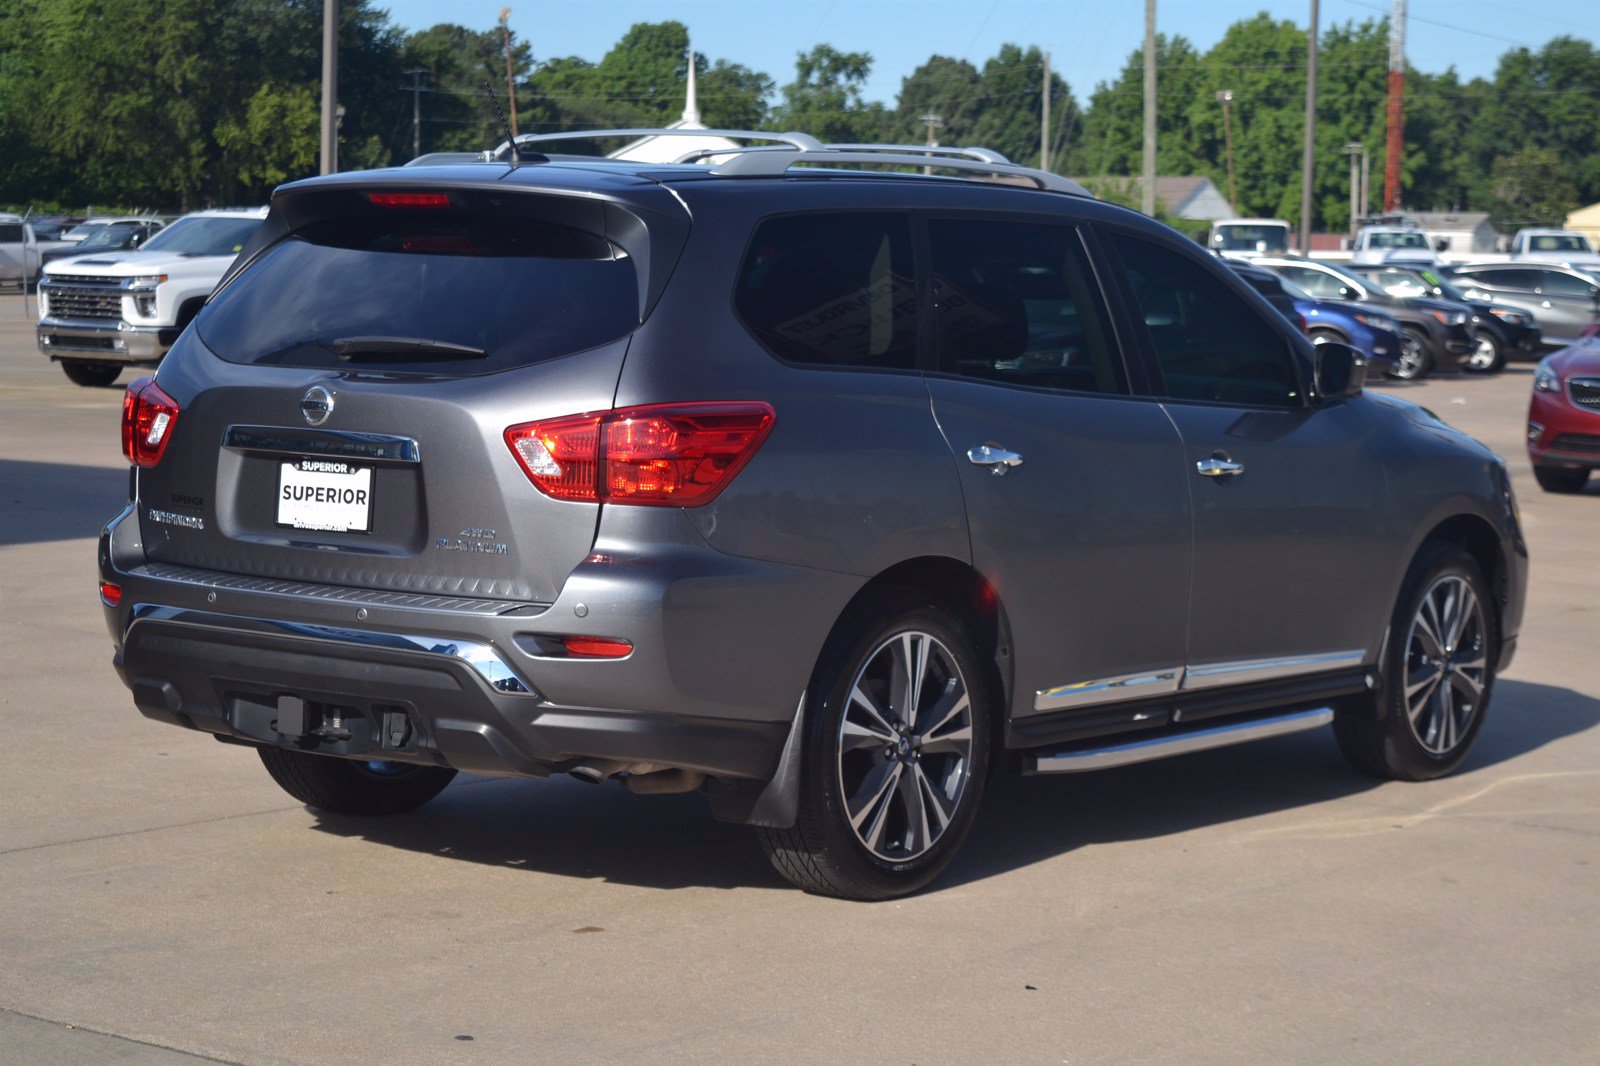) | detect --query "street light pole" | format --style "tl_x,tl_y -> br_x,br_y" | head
1141,0 -> 1156,216
1217,90 -> 1236,211
1344,141 -> 1363,234
320,0 -> 338,174
921,112 -> 944,175
403,68 -> 429,160
1299,0 -> 1319,257
500,7 -> 519,137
